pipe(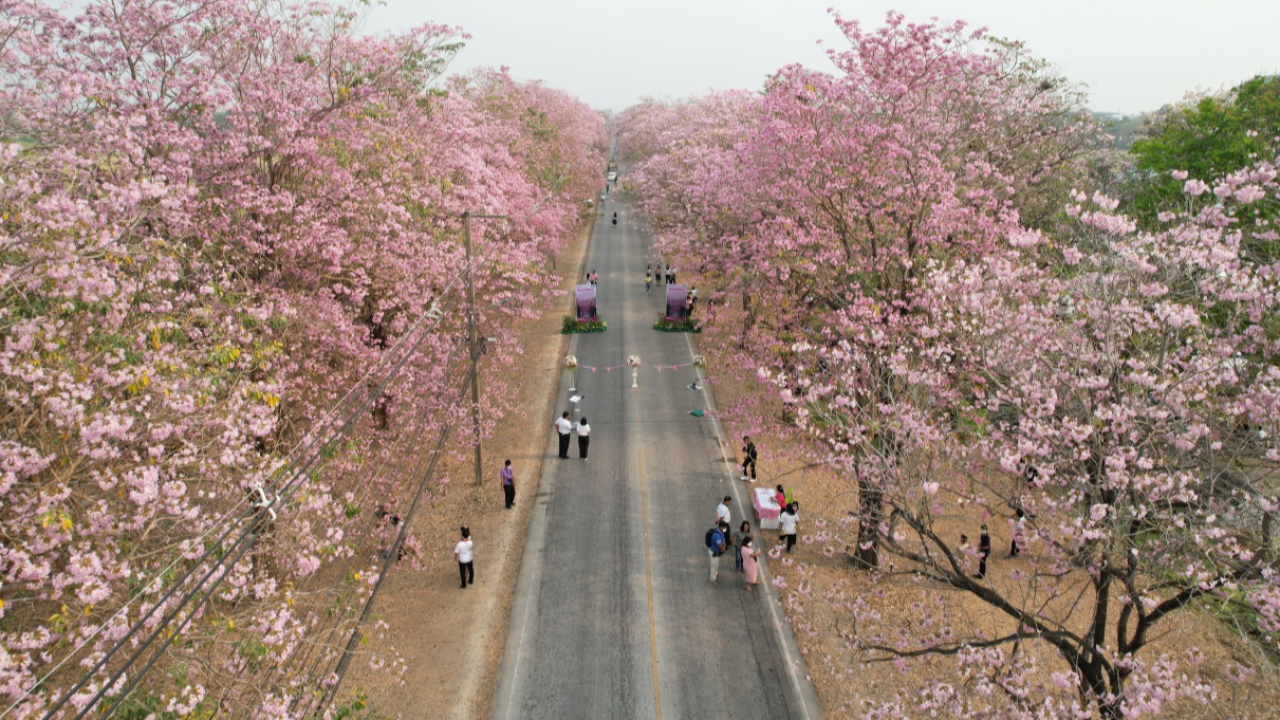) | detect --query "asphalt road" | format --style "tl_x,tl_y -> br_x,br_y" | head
489,187 -> 824,720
